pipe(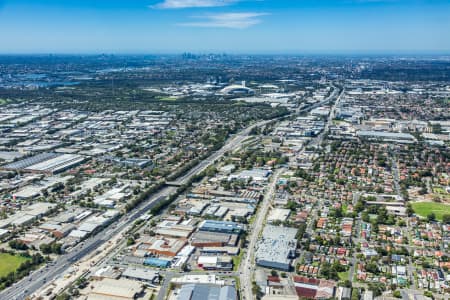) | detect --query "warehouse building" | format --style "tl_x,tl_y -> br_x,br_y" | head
171,274 -> 225,286
2,152 -> 86,174
87,278 -> 143,300
24,202 -> 57,218
197,255 -> 233,270
143,257 -> 171,268
357,130 -> 416,143
198,220 -> 244,234
173,245 -> 196,268
154,220 -> 195,239
255,225 -> 297,271
0,229 -> 9,239
154,226 -> 194,239
267,208 -> 291,223
2,152 -> 59,170
176,283 -> 237,300
148,238 -> 186,257
122,267 -> 159,285
191,231 -> 239,248
200,247 -> 239,256
229,169 -> 272,182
